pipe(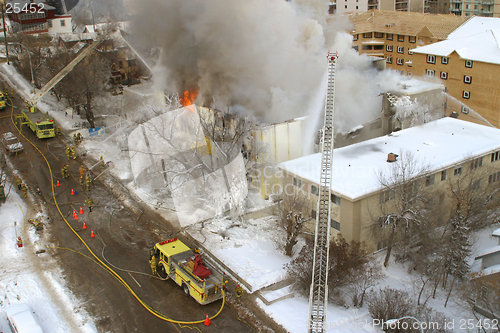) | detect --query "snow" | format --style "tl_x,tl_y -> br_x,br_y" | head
279,117 -> 500,200
412,29 -> 500,65
447,17 -> 500,40
475,245 -> 500,259
260,285 -> 293,303
492,227 -> 500,238
0,184 -> 96,333
483,264 -> 500,276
